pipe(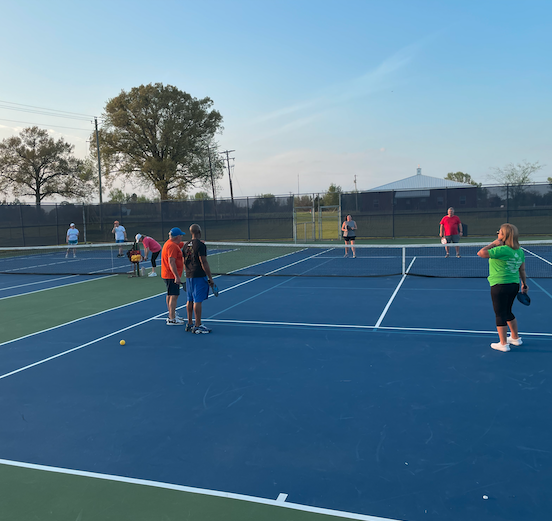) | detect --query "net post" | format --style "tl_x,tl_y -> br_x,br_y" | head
402,246 -> 406,275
